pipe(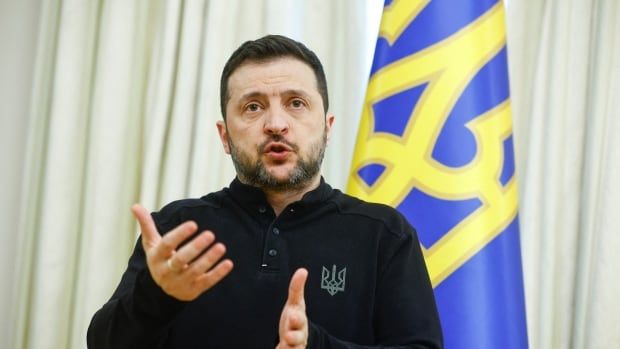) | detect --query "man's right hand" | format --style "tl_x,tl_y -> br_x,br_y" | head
131,204 -> 234,301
